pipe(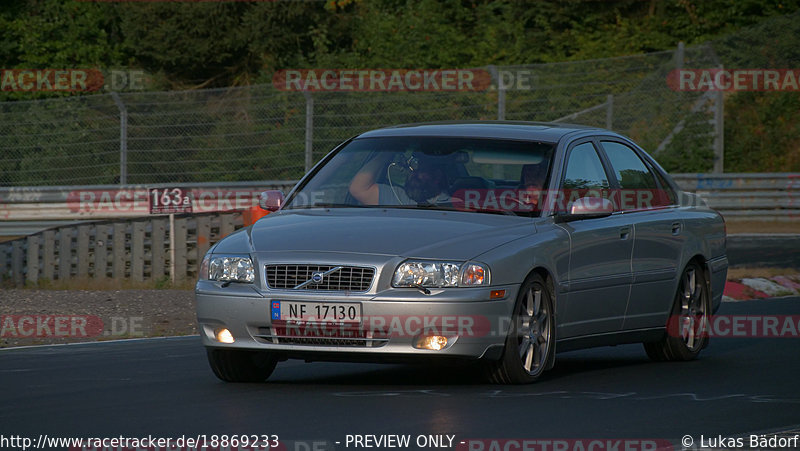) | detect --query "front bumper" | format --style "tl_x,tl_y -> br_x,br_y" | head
195,281 -> 518,361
